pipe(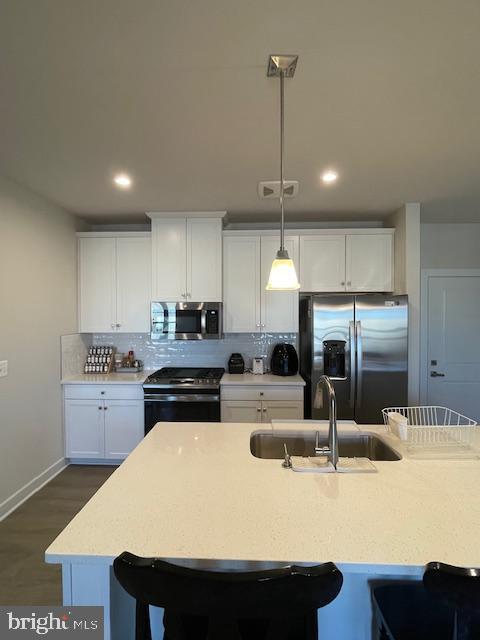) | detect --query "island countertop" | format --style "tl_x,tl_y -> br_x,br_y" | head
220,372 -> 305,386
45,421 -> 480,572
